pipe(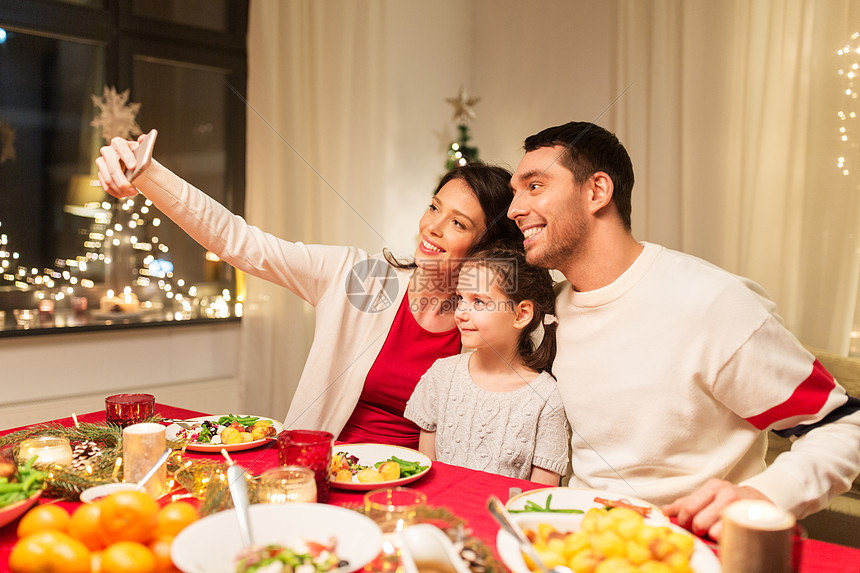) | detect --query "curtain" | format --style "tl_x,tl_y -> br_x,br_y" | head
614,0 -> 860,354
243,0 -> 387,418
